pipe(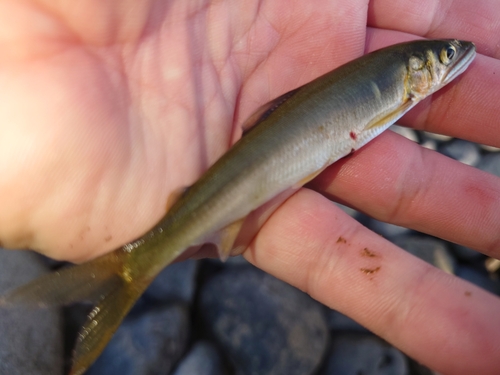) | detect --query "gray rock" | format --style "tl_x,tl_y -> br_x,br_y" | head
438,139 -> 481,166
421,131 -> 452,142
172,341 -> 228,375
334,202 -> 359,218
224,254 -> 251,266
455,265 -> 500,295
368,219 -> 411,239
320,334 -> 409,375
145,259 -> 198,303
477,153 -> 500,177
479,144 -> 500,153
199,266 -> 329,375
407,358 -> 439,375
326,309 -> 369,333
450,244 -> 484,262
392,236 -> 455,274
420,138 -> 438,151
86,302 -> 190,375
0,249 -> 63,375
390,125 -> 419,143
